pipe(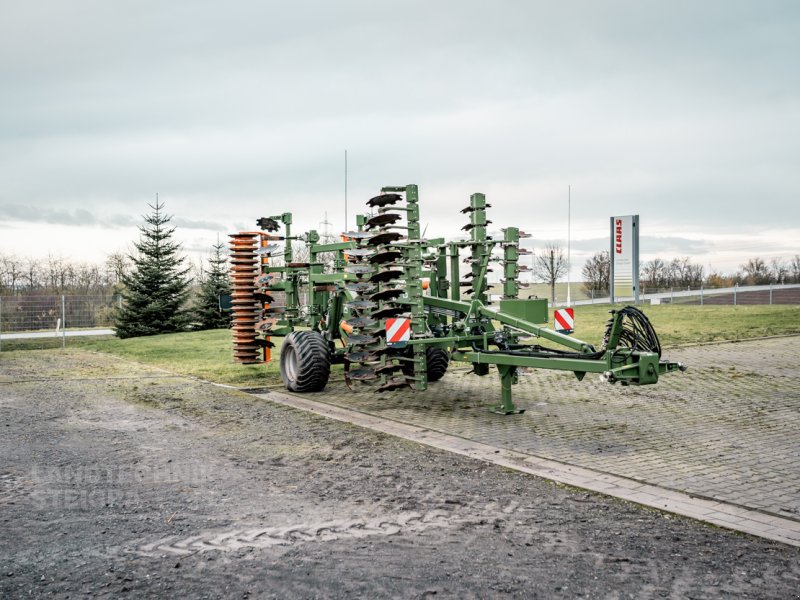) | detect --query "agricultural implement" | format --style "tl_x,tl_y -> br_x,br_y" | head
229,185 -> 685,414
